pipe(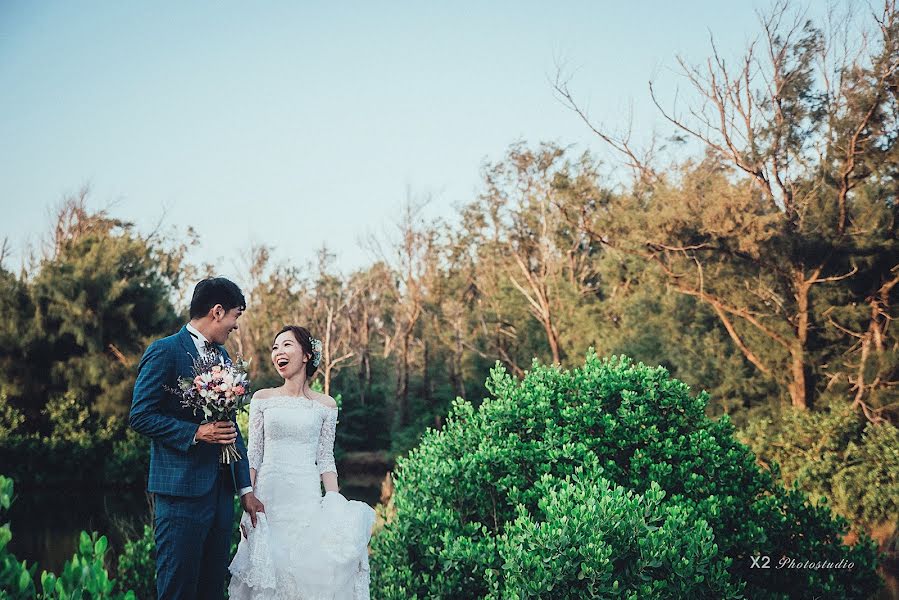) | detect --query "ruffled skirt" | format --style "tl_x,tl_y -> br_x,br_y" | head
228,489 -> 376,600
